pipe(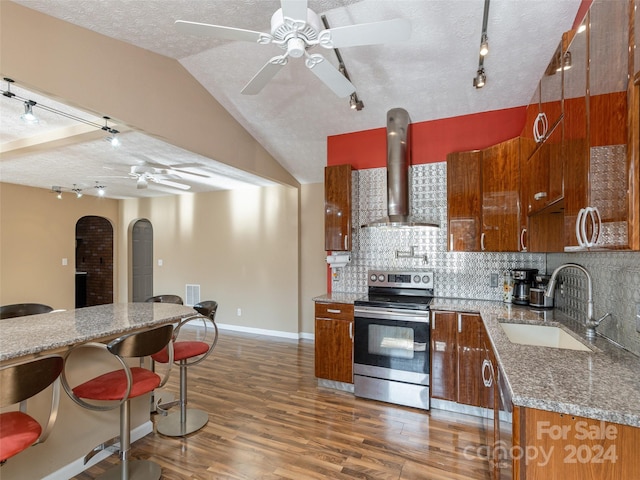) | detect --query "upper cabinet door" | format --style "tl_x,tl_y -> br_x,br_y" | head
446,150 -> 482,252
481,138 -> 521,252
324,164 -> 352,251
